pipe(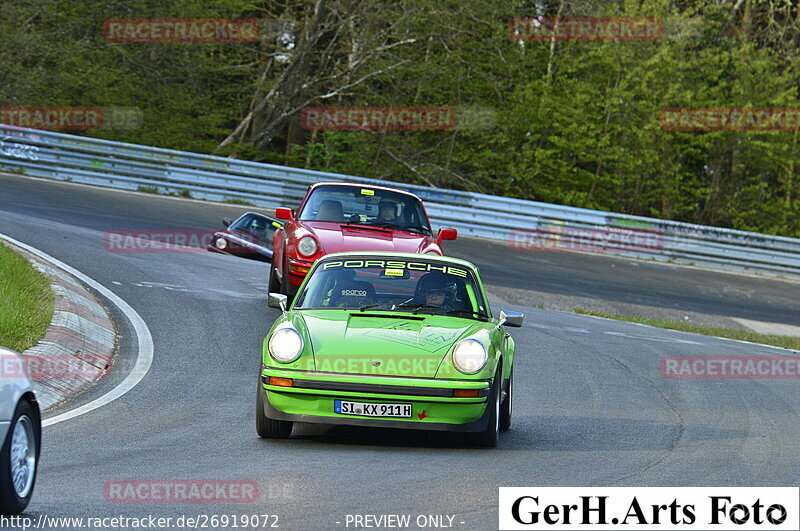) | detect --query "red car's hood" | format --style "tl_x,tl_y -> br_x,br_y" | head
300,221 -> 431,254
